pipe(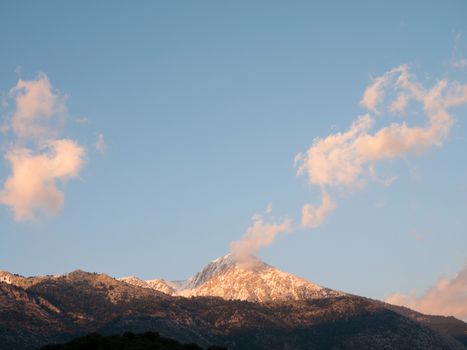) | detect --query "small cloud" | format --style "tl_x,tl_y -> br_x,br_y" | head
230,207 -> 292,264
0,140 -> 85,221
301,191 -> 336,229
451,32 -> 467,69
386,263 -> 467,321
360,65 -> 409,113
94,133 -> 106,154
0,74 -> 87,221
8,73 -> 67,142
